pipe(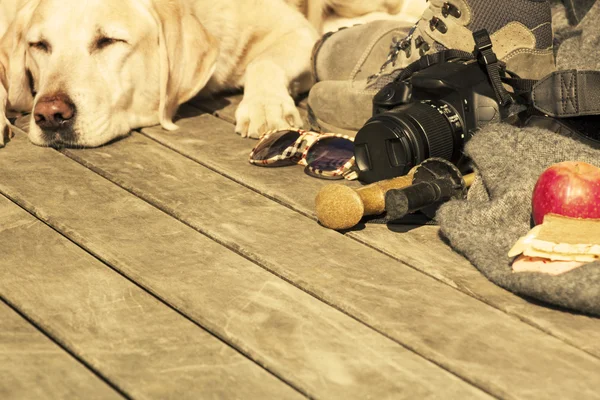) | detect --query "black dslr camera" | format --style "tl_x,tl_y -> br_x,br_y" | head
354,31 -> 511,183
